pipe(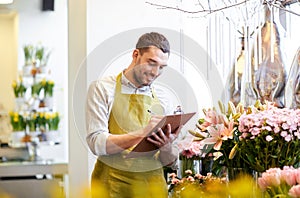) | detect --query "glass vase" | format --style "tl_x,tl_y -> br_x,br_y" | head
285,46 -> 300,108
226,167 -> 250,181
252,5 -> 286,107
178,155 -> 200,178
